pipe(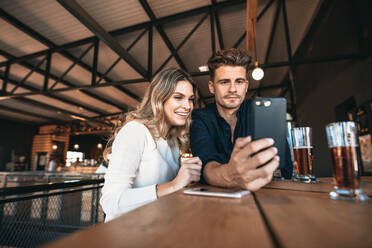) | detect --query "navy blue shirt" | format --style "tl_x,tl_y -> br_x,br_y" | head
190,99 -> 292,180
